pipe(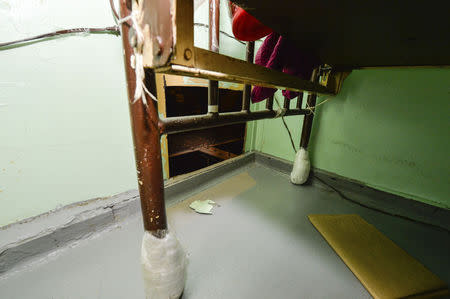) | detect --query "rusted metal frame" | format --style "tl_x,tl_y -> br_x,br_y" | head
144,0 -> 334,95
266,95 -> 274,110
208,80 -> 219,114
207,0 -> 220,115
154,49 -> 334,95
242,41 -> 255,112
299,69 -> 320,149
296,94 -> 304,109
208,0 -> 220,54
172,0 -> 195,66
160,108 -> 307,135
155,74 -> 170,179
119,0 -> 166,235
